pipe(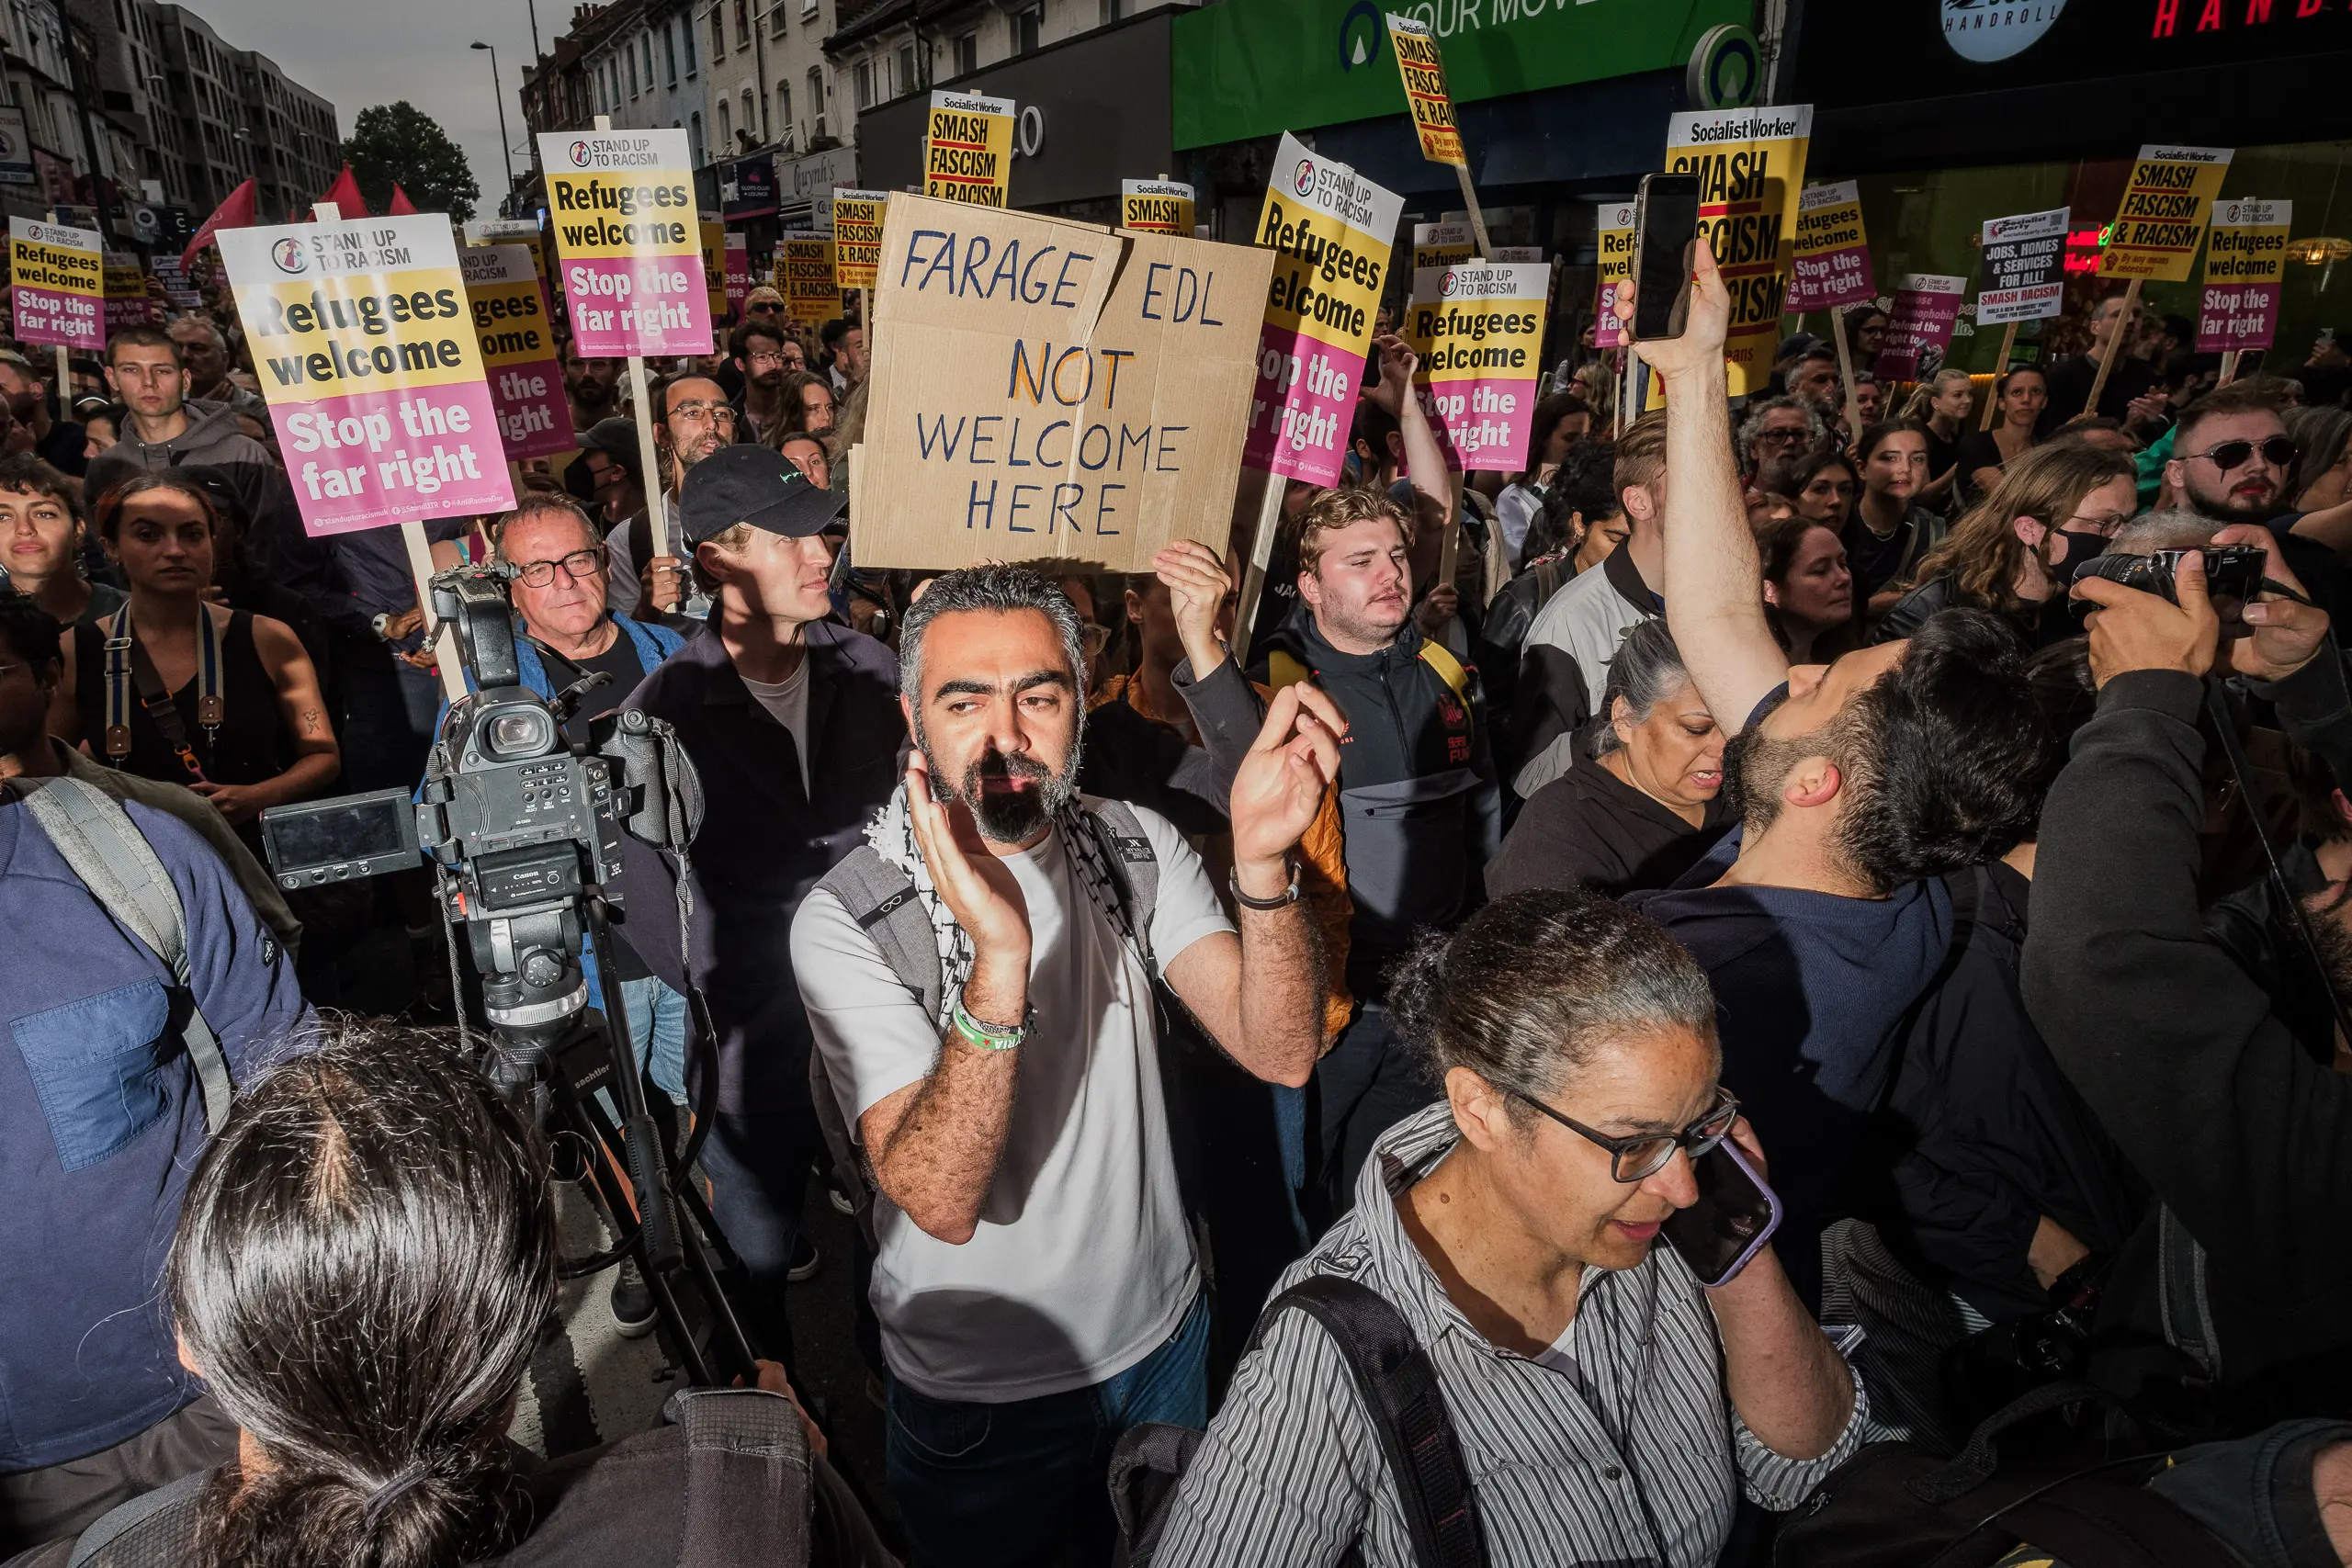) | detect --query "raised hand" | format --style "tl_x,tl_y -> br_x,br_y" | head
903,750 -> 1031,964
1228,682 -> 1346,882
1151,540 -> 1235,675
1364,332 -> 1419,418
1620,232 -> 1733,383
